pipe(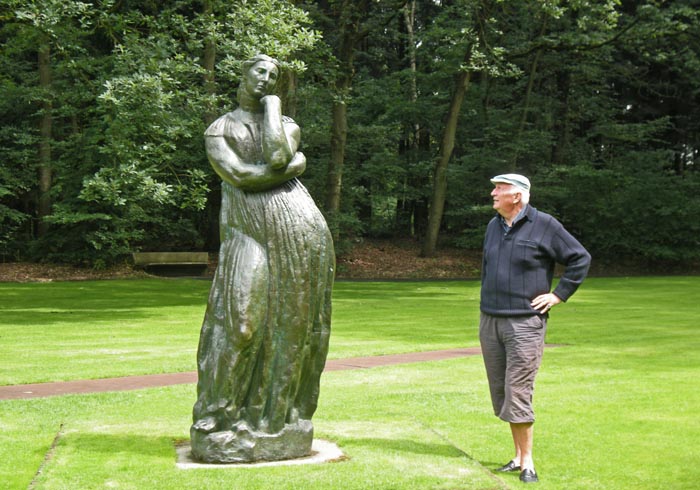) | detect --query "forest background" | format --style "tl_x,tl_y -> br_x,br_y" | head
1,0 -> 698,271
